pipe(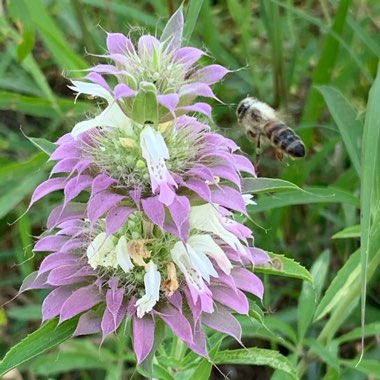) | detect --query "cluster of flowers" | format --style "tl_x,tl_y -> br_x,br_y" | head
24,8 -> 269,362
